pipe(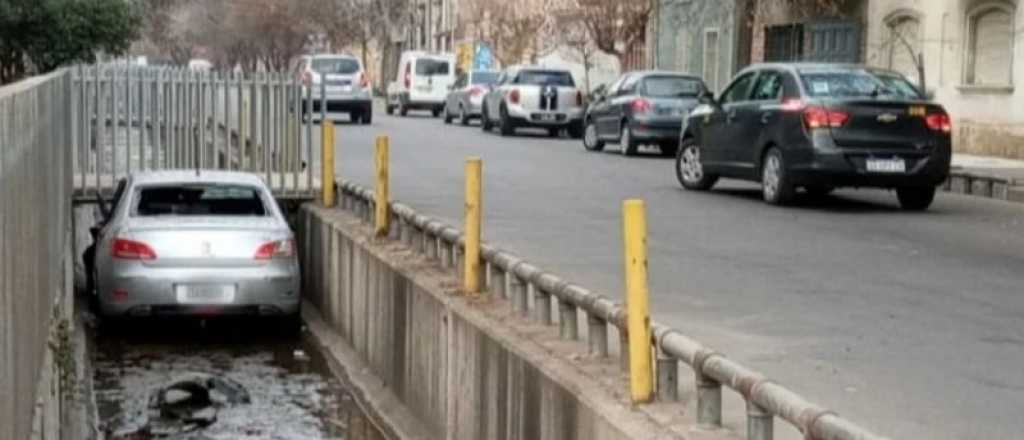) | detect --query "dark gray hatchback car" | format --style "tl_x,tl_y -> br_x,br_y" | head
675,63 -> 952,210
